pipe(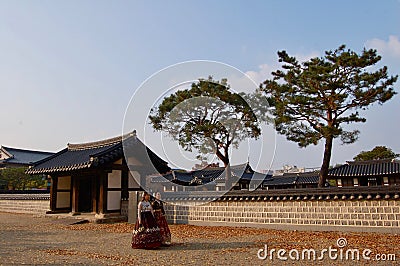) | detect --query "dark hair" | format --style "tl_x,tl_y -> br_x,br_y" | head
141,191 -> 150,201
